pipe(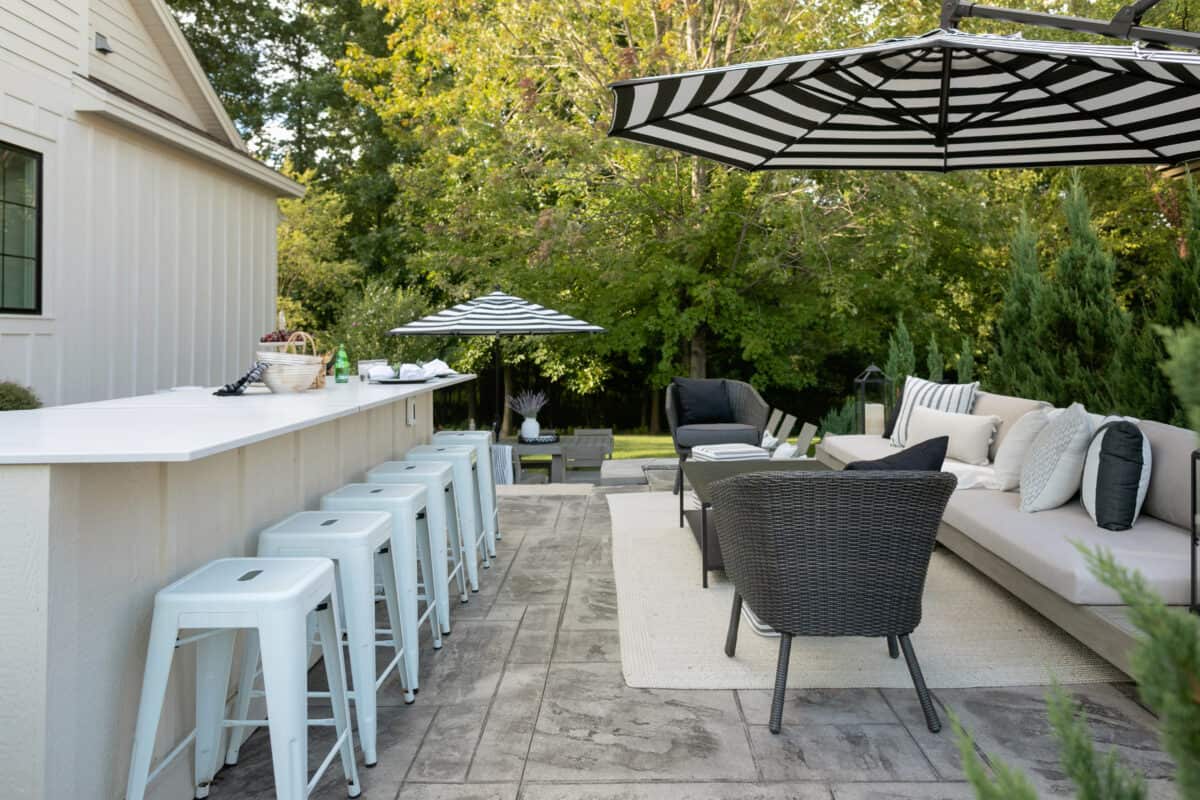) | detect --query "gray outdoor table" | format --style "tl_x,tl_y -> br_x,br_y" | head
682,458 -> 830,588
503,433 -> 575,482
